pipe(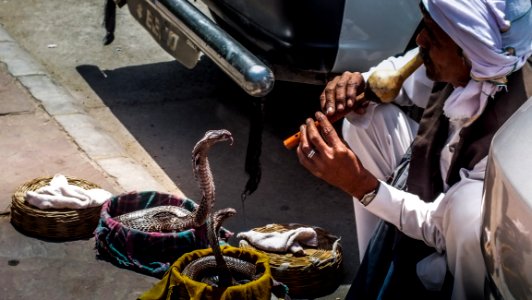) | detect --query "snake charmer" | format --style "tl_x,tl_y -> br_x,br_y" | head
296,0 -> 532,298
